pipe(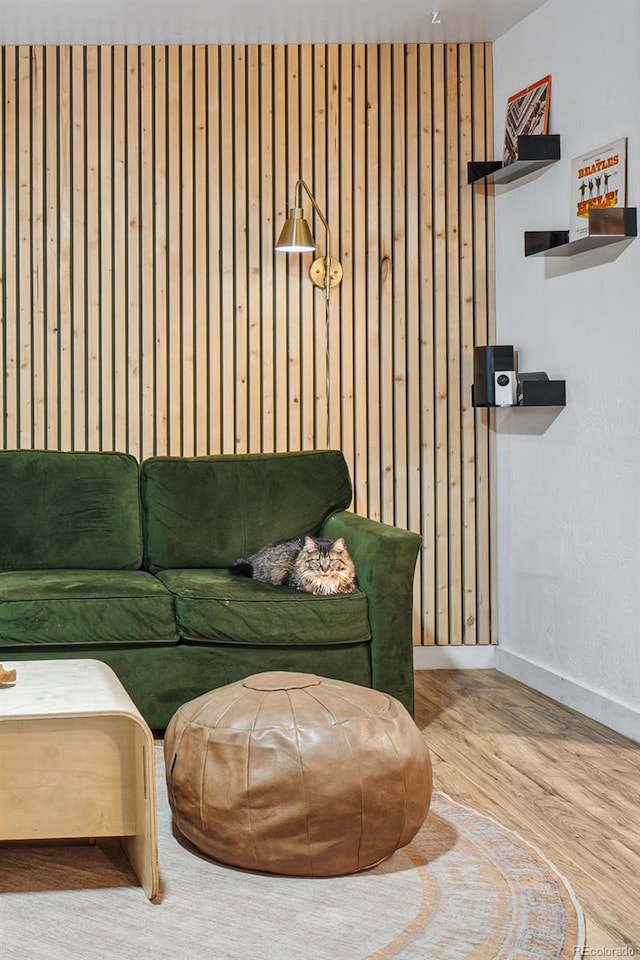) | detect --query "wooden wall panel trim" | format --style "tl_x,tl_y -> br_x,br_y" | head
0,42 -> 495,648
